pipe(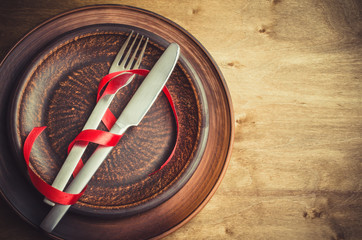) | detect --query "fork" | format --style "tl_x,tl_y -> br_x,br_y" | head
44,31 -> 149,205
